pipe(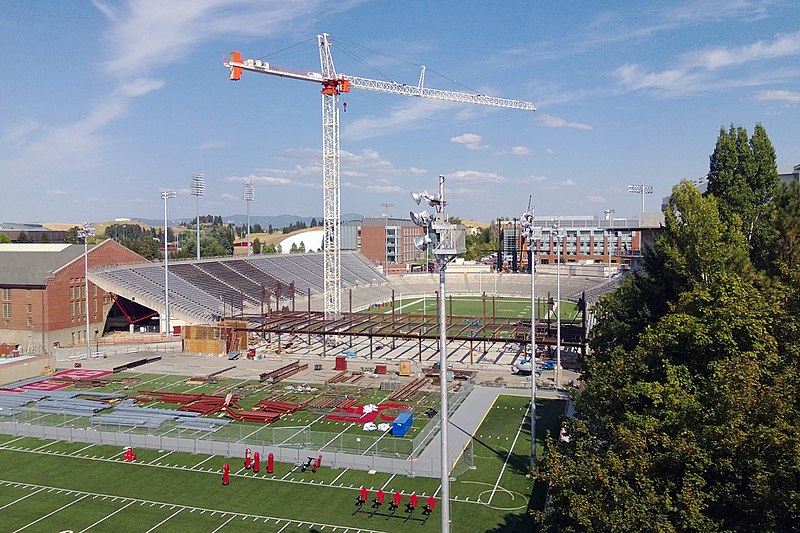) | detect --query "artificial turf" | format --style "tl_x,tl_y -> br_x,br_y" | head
0,395 -> 565,532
